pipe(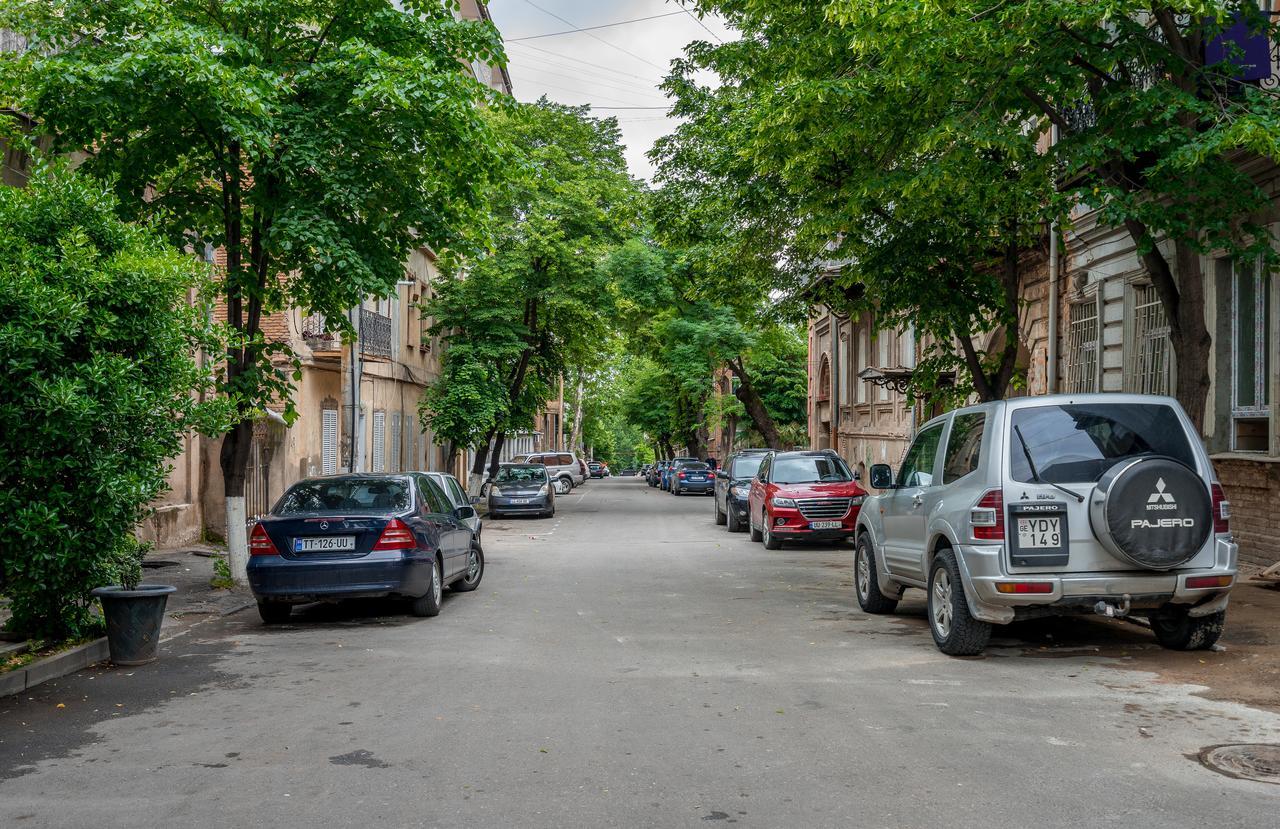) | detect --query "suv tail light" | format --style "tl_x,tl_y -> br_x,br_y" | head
373,518 -> 416,551
249,523 -> 280,556
971,489 -> 1004,541
1211,483 -> 1230,534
